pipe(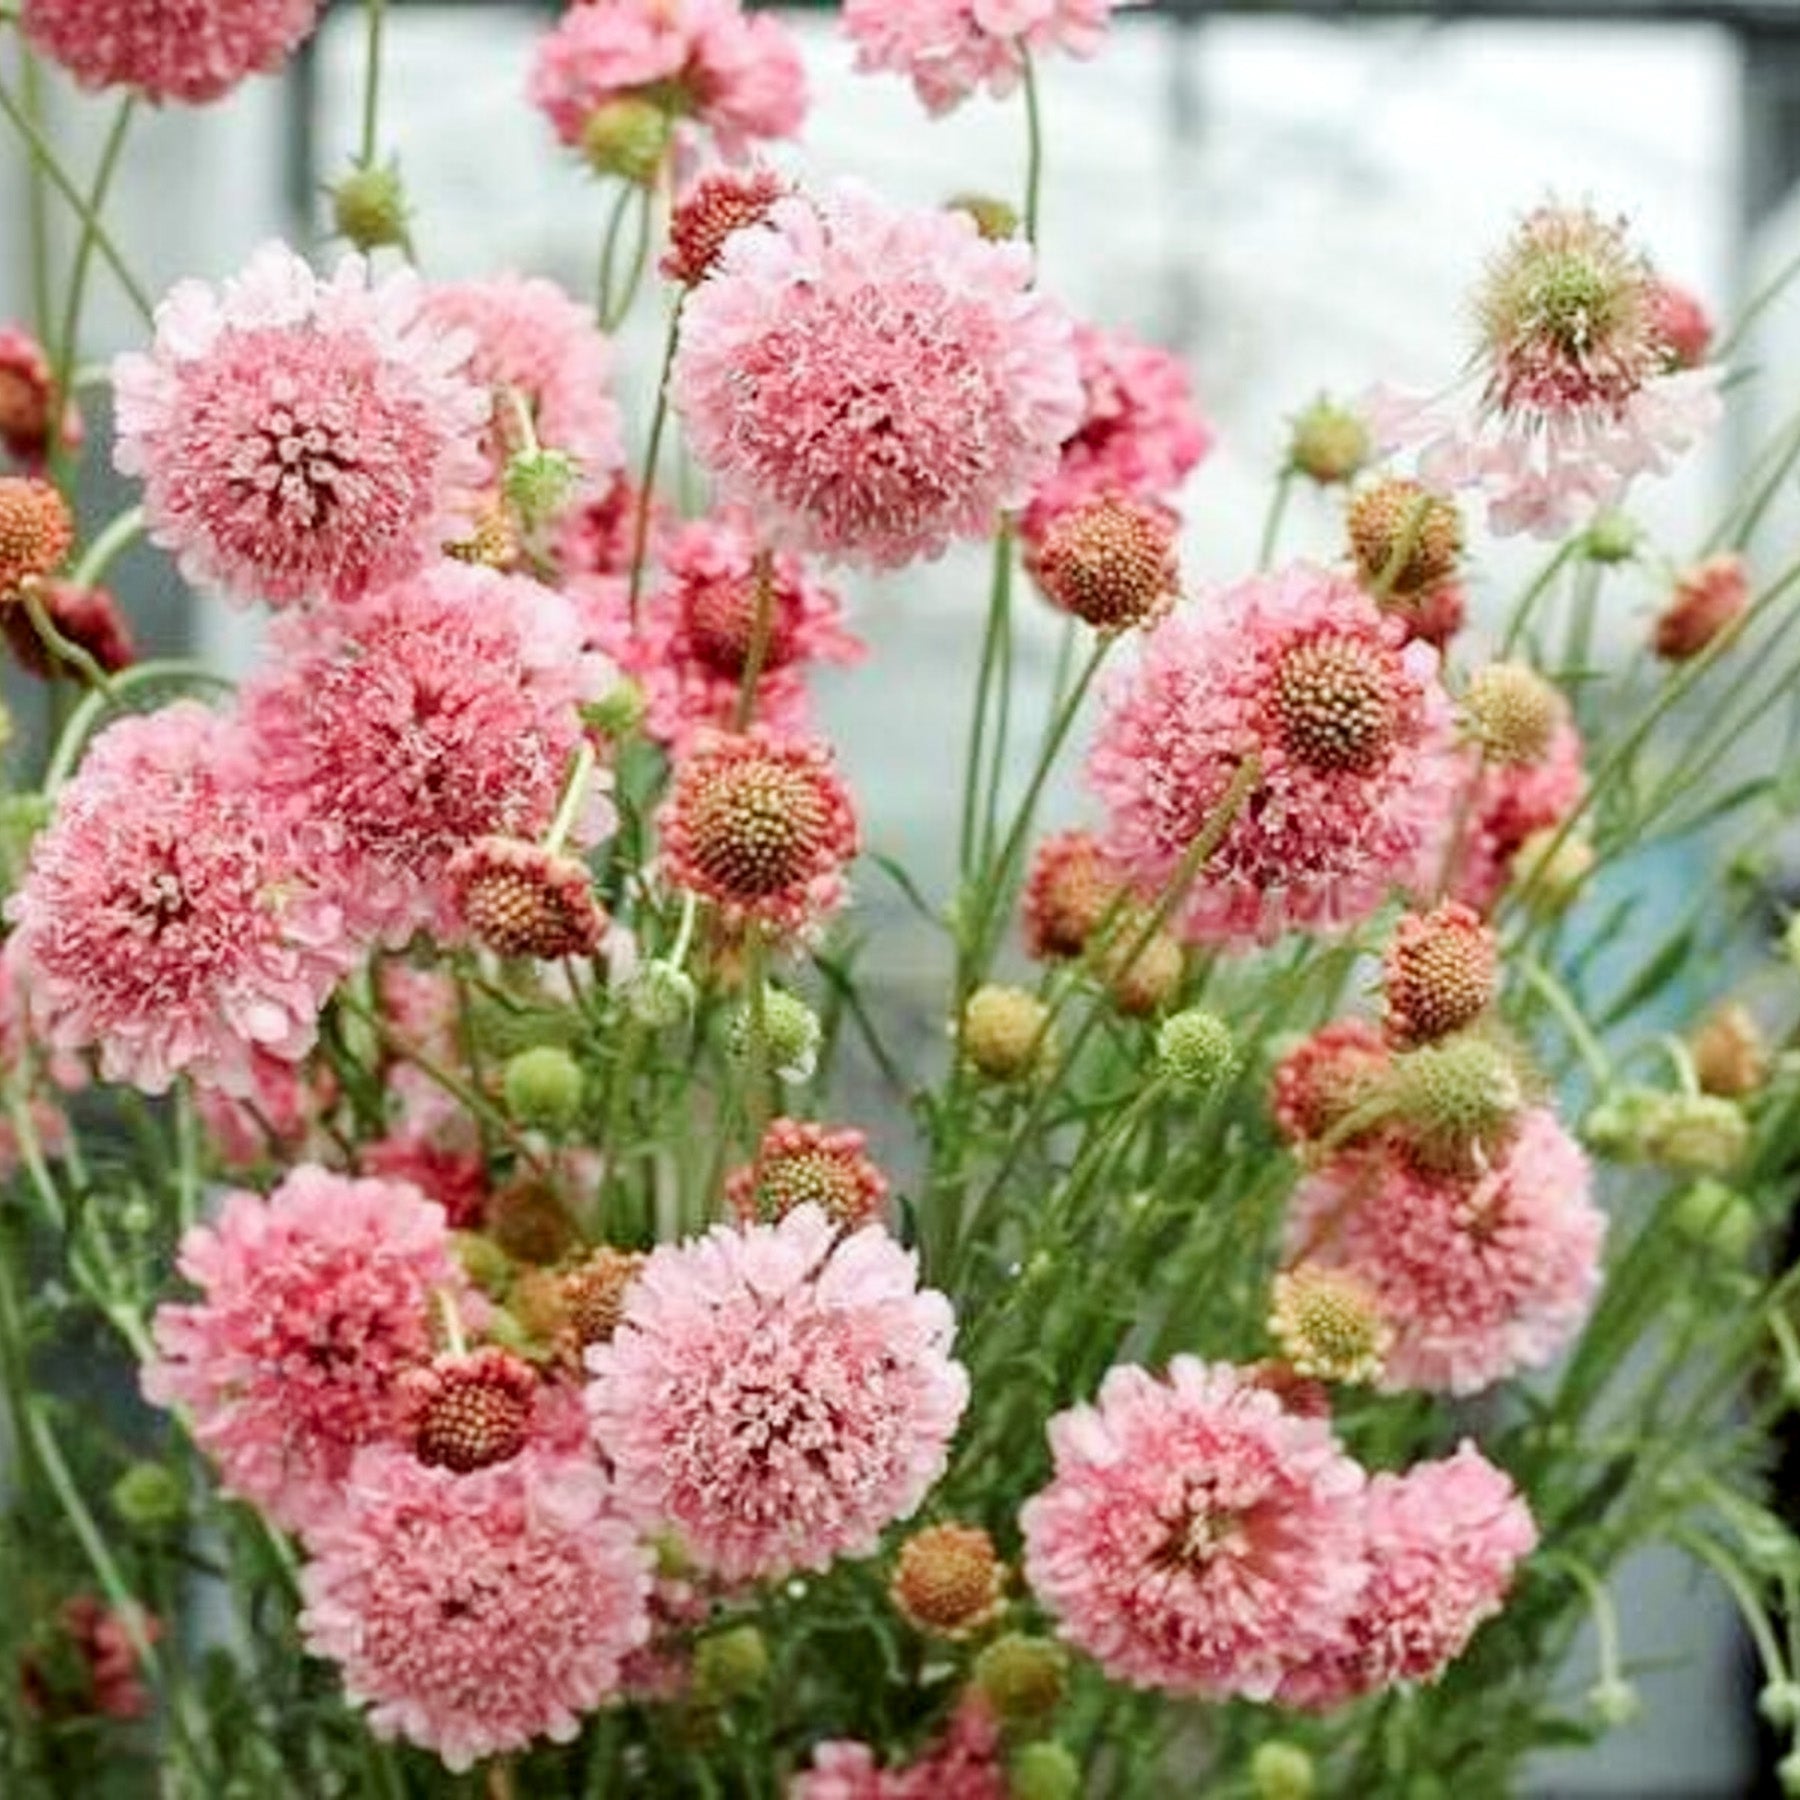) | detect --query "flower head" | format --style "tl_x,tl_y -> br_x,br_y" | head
672,185 -> 1081,569
844,0 -> 1137,115
891,1523 -> 1006,1638
1088,564 -> 1461,948
421,275 -> 622,511
1383,902 -> 1498,1046
529,0 -> 807,169
142,1166 -> 479,1531
240,562 -> 611,944
5,704 -> 353,1095
0,324 -> 79,466
1022,828 -> 1121,960
1284,1109 -> 1604,1395
1650,277 -> 1714,370
1270,1019 -> 1390,1147
1268,1265 -> 1391,1386
1020,1358 -> 1368,1698
299,1446 -> 651,1770
663,165 -> 788,286
726,1117 -> 889,1230
658,730 -> 859,935
112,243 -> 488,608
399,1346 -> 541,1473
586,1205 -> 968,1582
23,0 -> 322,104
0,476 -> 73,595
1027,494 -> 1180,633
1024,321 -> 1212,532
1655,552 -> 1749,661
1452,719 -> 1586,914
584,507 -> 863,754
1346,477 -> 1462,599
448,837 -> 608,962
1281,1442 -> 1536,1707
1462,661 -> 1564,766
